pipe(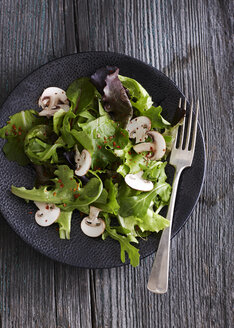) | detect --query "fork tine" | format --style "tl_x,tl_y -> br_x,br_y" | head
184,100 -> 193,149
190,100 -> 199,152
178,99 -> 187,148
